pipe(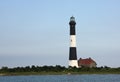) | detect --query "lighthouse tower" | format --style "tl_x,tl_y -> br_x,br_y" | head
69,16 -> 78,67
